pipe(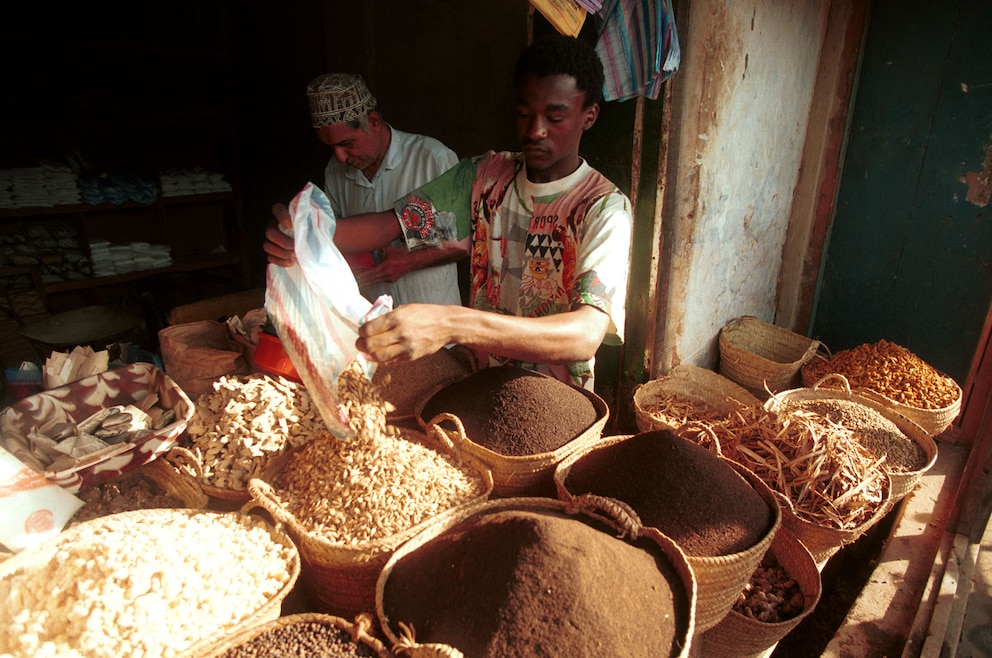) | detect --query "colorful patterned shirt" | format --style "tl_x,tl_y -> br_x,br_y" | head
393,151 -> 632,389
